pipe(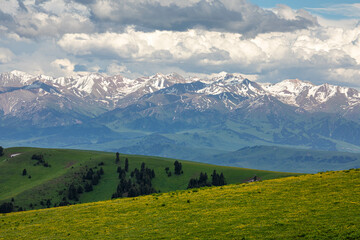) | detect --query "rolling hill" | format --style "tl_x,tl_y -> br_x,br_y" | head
0,147 -> 298,212
1,168 -> 359,239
